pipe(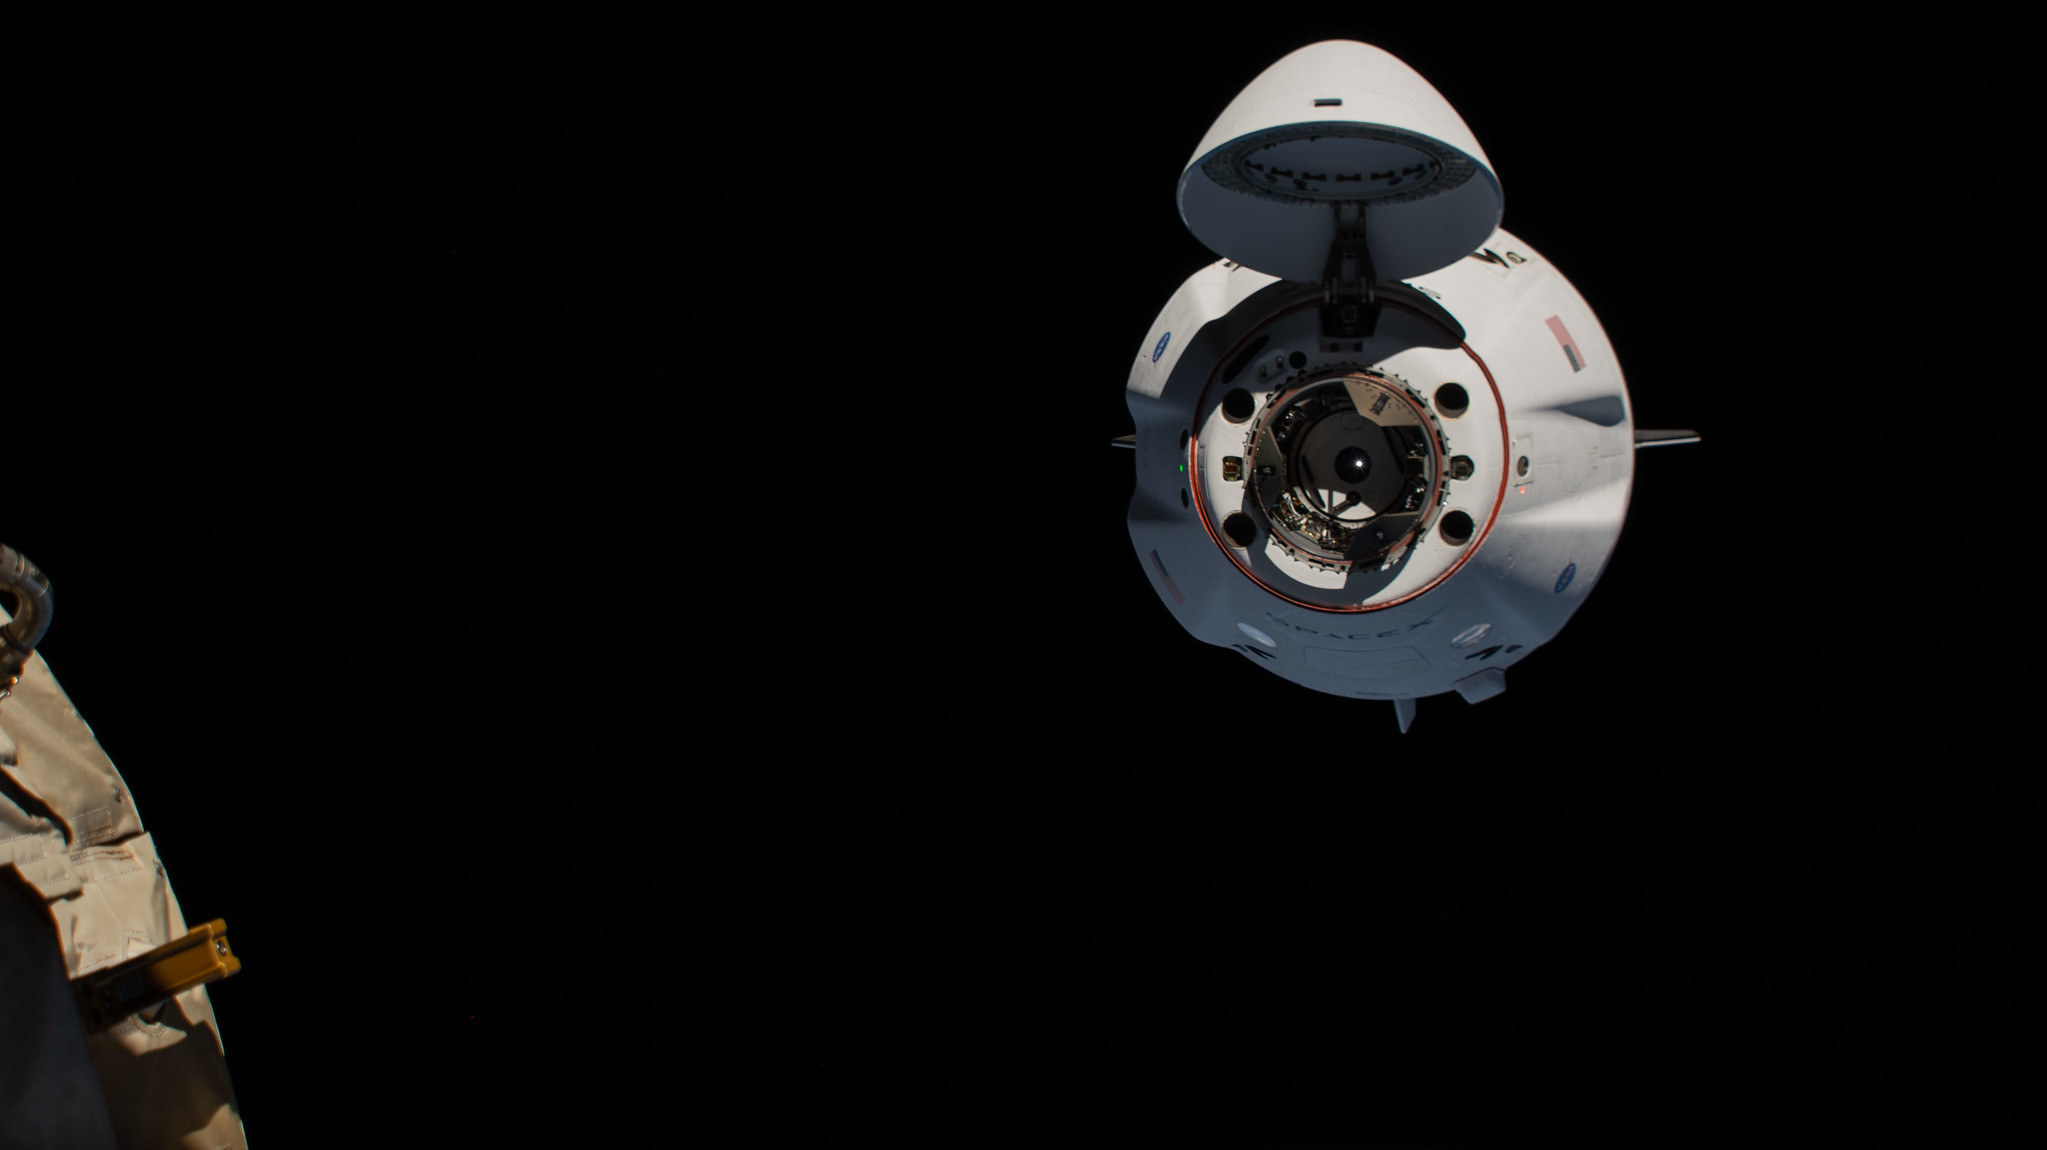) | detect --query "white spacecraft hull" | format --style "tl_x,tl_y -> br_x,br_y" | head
1127,227 -> 1632,714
